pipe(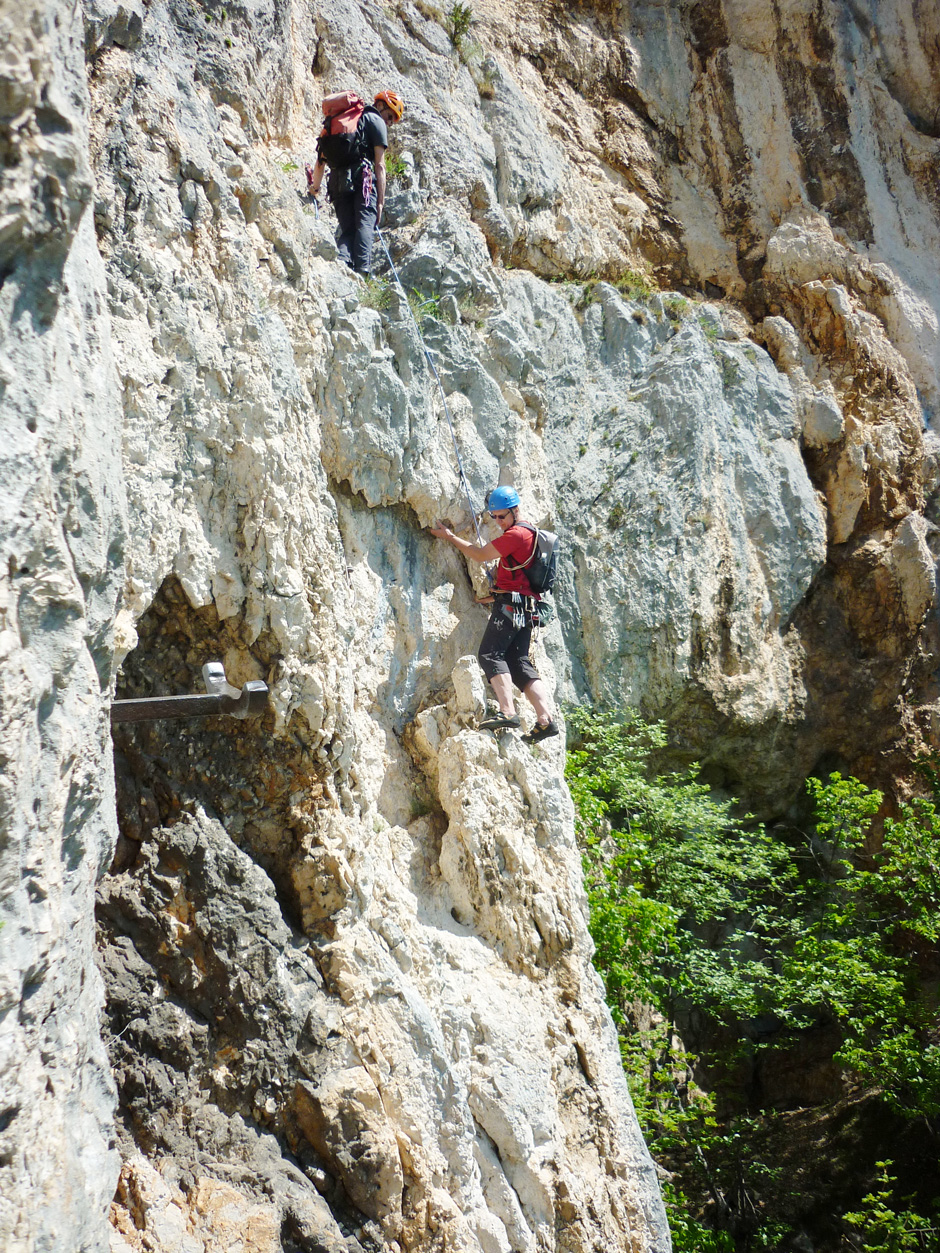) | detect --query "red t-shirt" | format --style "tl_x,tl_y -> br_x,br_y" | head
492,524 -> 537,594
